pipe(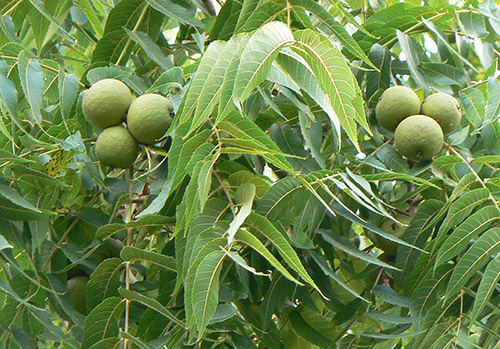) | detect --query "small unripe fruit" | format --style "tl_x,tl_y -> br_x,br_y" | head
394,115 -> 444,161
127,93 -> 173,144
375,86 -> 421,132
95,126 -> 138,168
375,215 -> 412,256
67,276 -> 88,314
82,79 -> 133,129
421,92 -> 461,134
